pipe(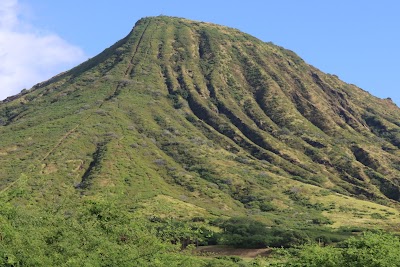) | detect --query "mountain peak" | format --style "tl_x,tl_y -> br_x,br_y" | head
1,17 -> 400,256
